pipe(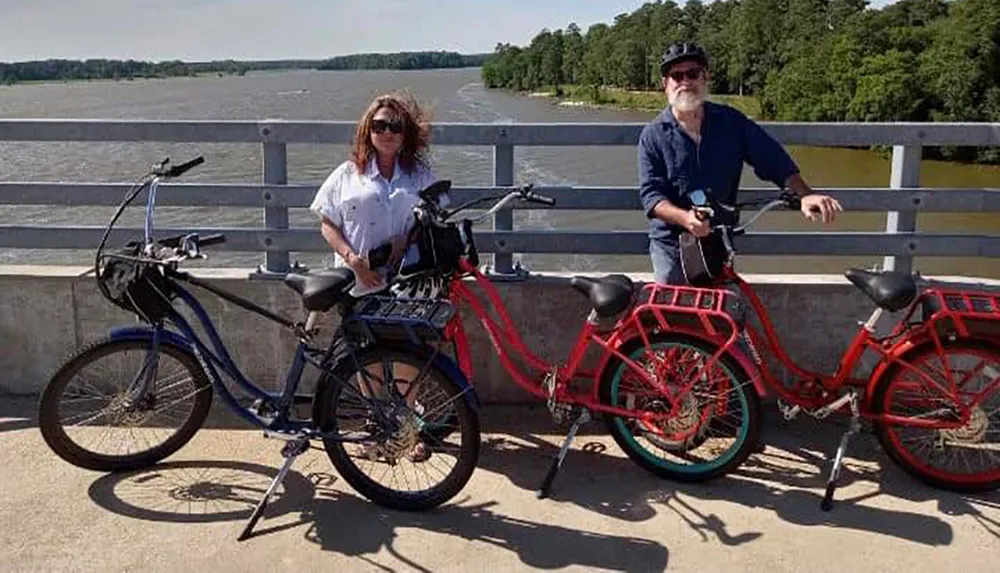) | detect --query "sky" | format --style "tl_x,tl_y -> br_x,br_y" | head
1,0 -> 902,62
